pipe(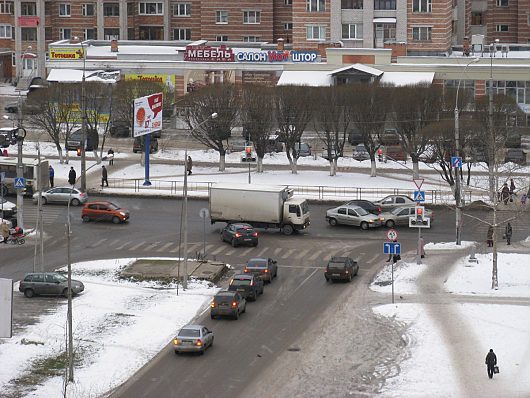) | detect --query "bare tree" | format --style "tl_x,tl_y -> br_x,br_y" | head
239,84 -> 275,173
84,82 -> 114,163
274,85 -> 314,174
182,84 -> 239,171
